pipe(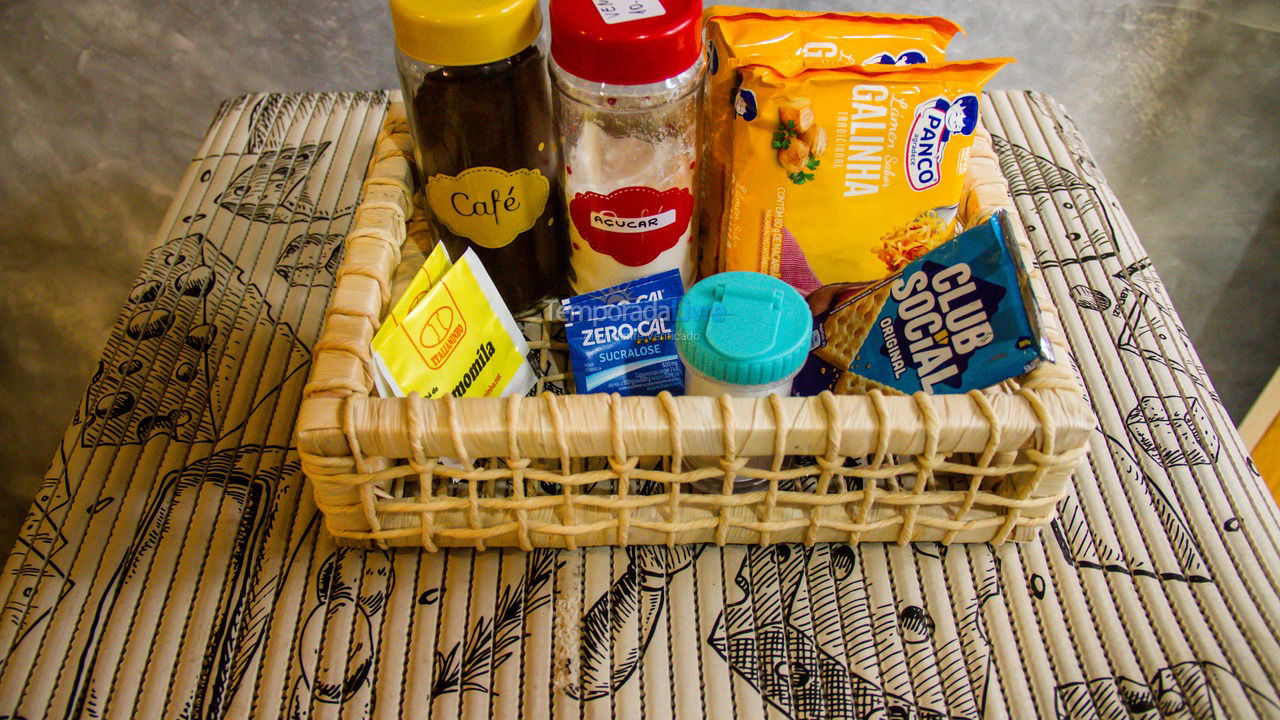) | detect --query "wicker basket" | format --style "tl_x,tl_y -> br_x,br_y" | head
296,101 -> 1093,550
